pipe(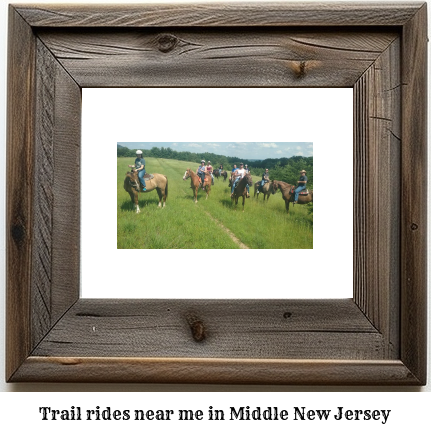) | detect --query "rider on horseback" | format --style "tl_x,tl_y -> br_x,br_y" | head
244,164 -> 250,197
231,162 -> 248,198
128,150 -> 146,191
197,160 -> 206,189
207,160 -> 214,185
294,169 -> 308,203
258,168 -> 269,194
